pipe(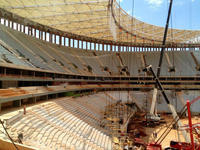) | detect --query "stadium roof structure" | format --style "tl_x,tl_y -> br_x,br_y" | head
0,0 -> 200,45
